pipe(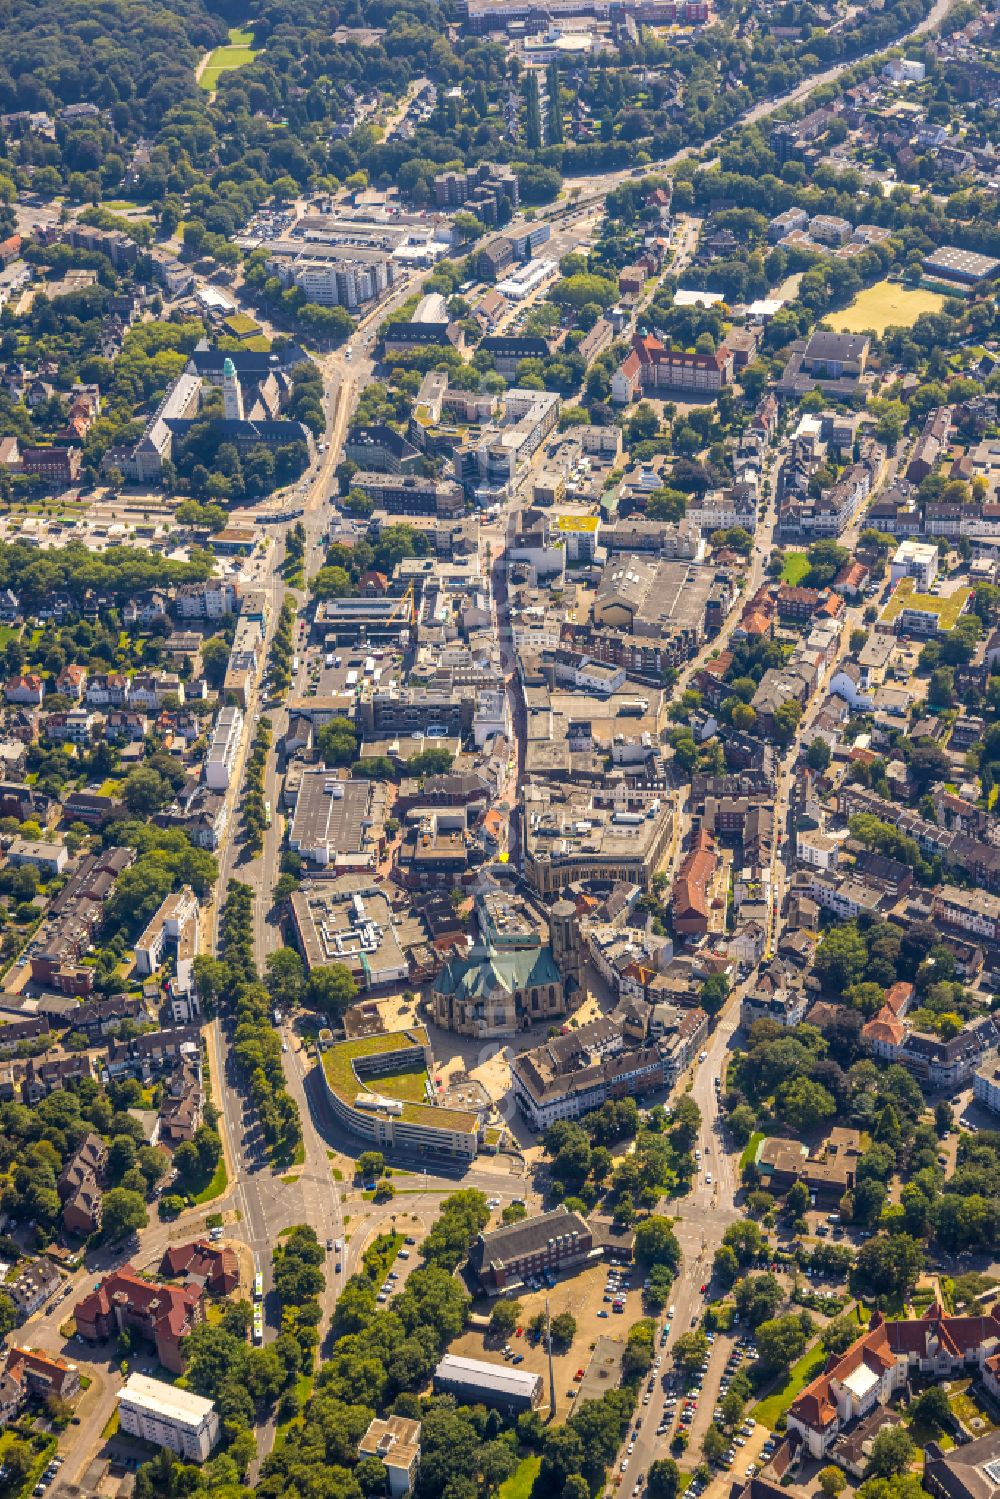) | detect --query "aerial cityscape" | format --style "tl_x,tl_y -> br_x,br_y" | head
0,3 -> 998,1499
